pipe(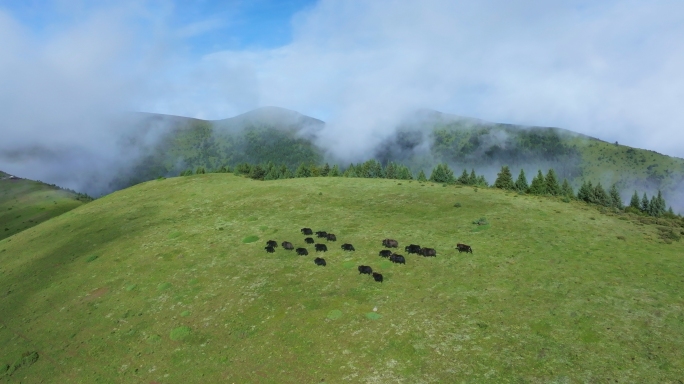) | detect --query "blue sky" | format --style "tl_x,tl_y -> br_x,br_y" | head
3,0 -> 317,52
